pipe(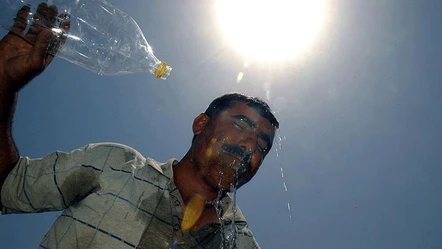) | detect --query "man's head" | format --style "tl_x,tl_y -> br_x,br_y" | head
189,93 -> 279,192
192,93 -> 279,143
